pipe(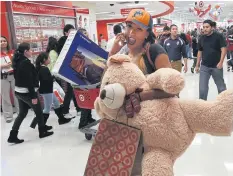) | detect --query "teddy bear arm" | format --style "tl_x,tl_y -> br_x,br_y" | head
142,148 -> 174,176
179,91 -> 233,136
146,68 -> 185,95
